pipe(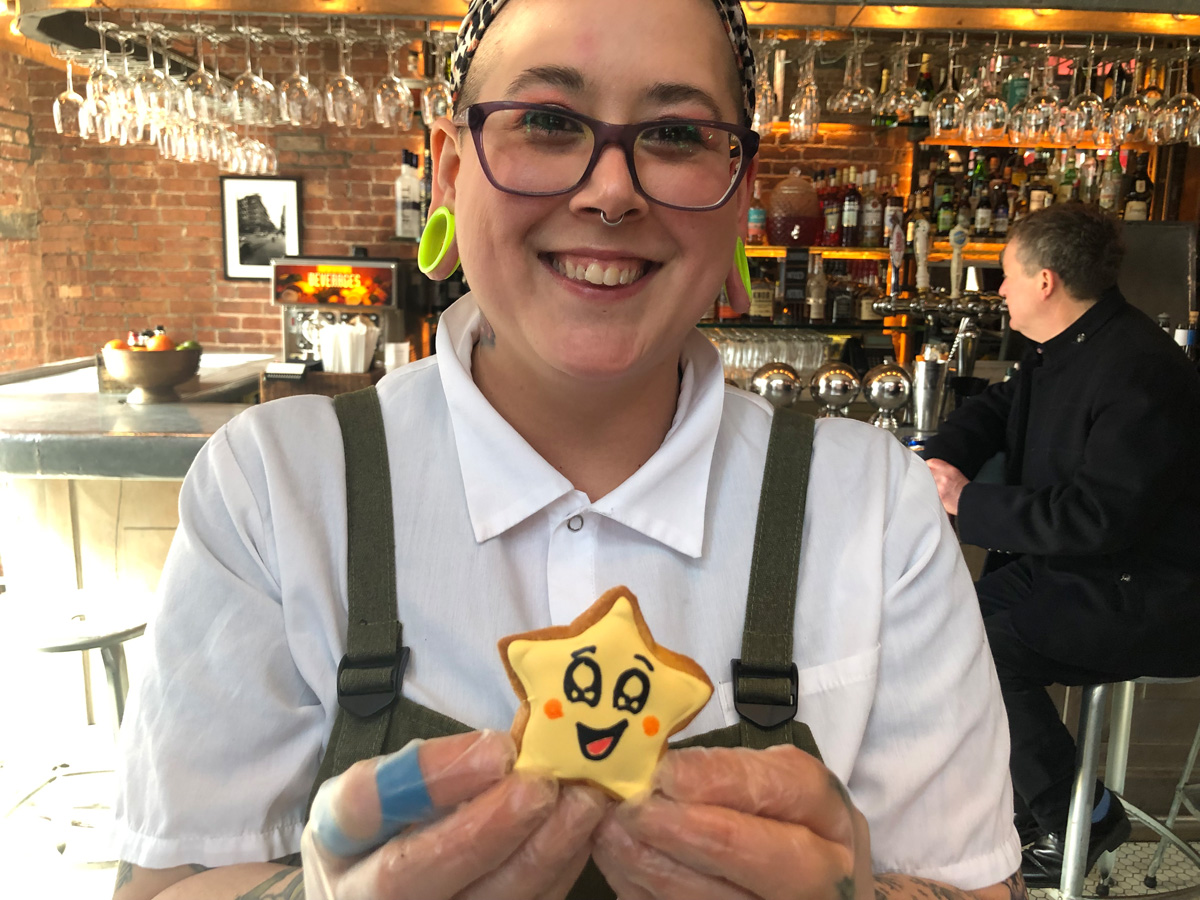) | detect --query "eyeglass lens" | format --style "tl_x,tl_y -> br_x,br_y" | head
478,106 -> 745,210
